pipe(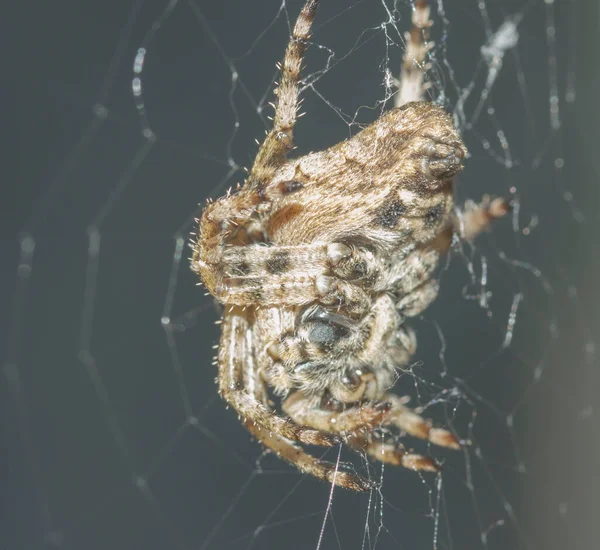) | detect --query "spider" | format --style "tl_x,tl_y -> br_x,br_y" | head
191,0 -> 509,491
